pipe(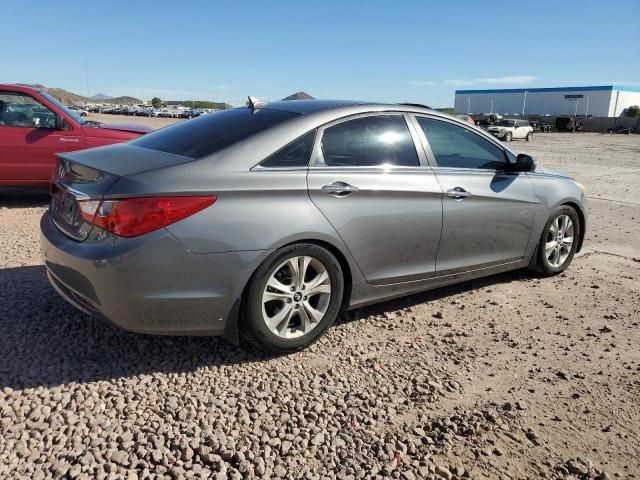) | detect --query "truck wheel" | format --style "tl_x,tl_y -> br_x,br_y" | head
526,132 -> 533,142
504,132 -> 512,142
